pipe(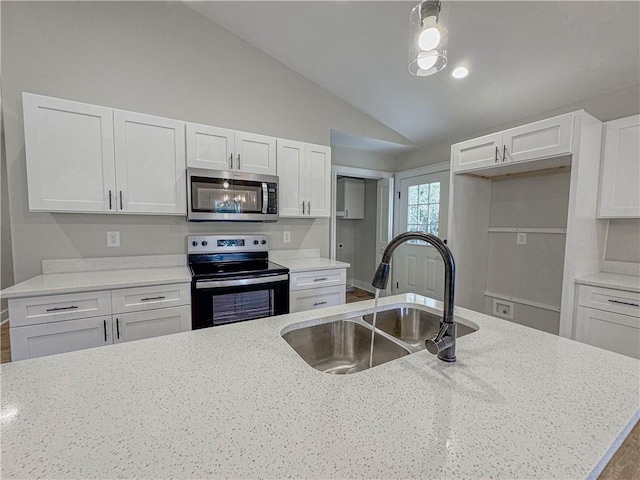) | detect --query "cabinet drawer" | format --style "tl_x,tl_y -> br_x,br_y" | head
578,285 -> 639,317
290,285 -> 346,313
575,306 -> 639,359
289,269 -> 347,291
111,283 -> 190,314
10,315 -> 112,361
8,291 -> 112,327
